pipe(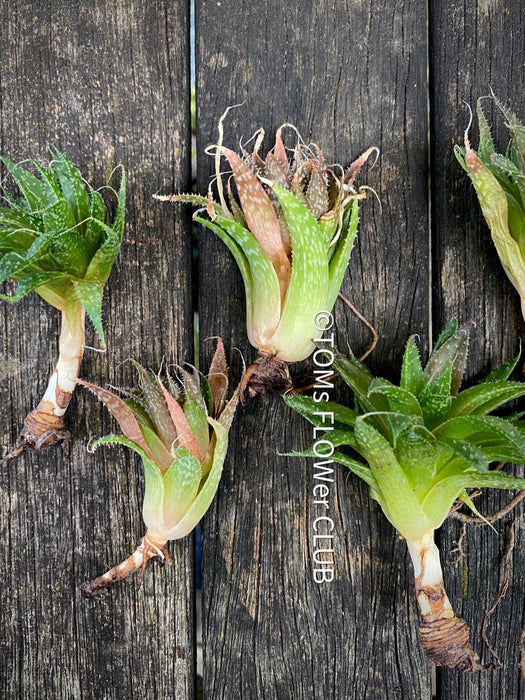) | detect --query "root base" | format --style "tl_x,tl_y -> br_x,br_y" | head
240,351 -> 292,401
